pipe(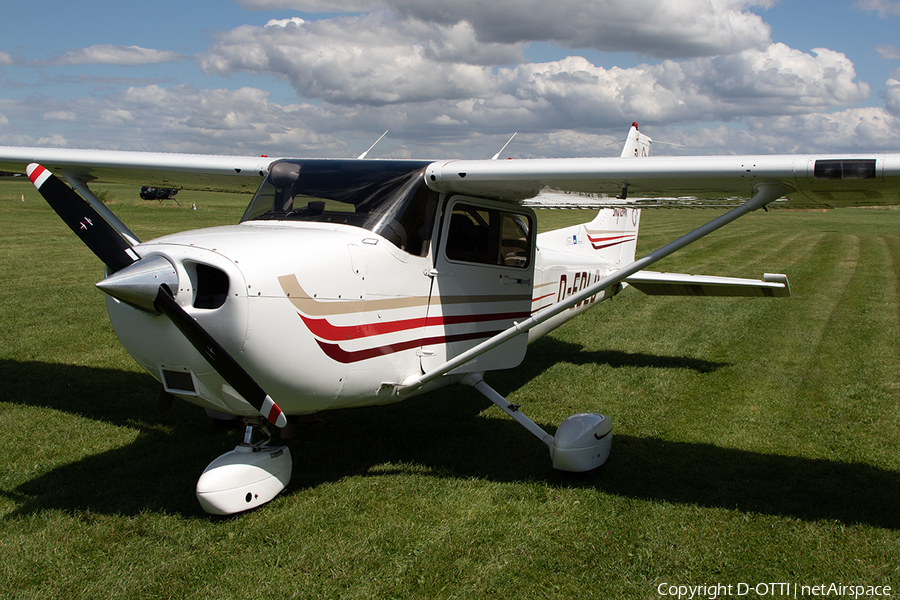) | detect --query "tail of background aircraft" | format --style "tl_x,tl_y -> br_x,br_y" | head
541,122 -> 647,267
535,122 -> 648,270
524,122 -> 652,209
620,122 -> 652,158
